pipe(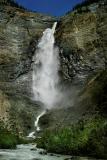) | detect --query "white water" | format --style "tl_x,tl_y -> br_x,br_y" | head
0,144 -> 75,160
27,132 -> 35,139
27,111 -> 46,138
27,23 -> 59,138
0,144 -> 96,160
34,110 -> 46,131
32,22 -> 60,108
